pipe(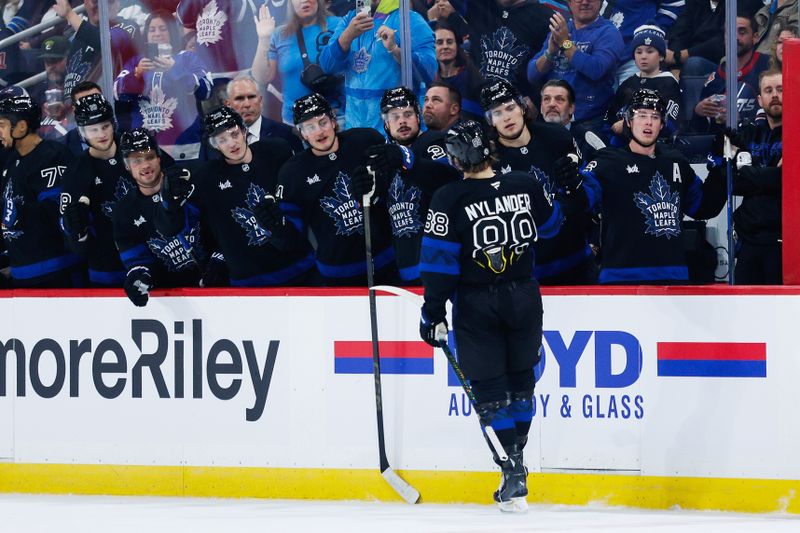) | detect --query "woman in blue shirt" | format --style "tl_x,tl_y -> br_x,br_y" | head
251,1 -> 343,125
